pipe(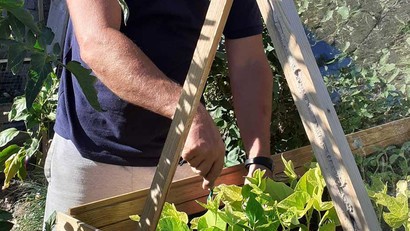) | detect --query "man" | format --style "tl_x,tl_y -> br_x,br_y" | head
44,0 -> 274,222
